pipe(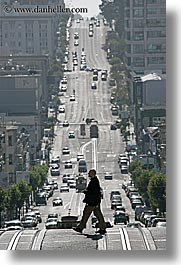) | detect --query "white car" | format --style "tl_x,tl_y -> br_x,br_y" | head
70,95 -> 75,101
62,147 -> 70,155
68,131 -> 75,138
